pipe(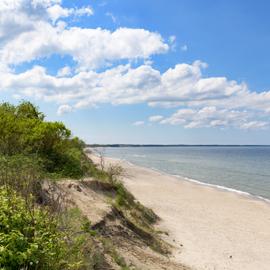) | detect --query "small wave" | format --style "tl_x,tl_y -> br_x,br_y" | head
102,154 -> 270,204
254,196 -> 270,204
172,175 -> 270,203
132,154 -> 146,158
